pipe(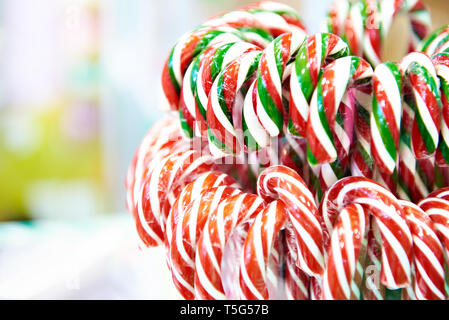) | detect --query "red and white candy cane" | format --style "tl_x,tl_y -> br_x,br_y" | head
325,0 -> 431,66
194,193 -> 265,299
322,203 -> 369,300
170,186 -> 242,299
257,165 -> 325,277
419,188 -> 449,258
282,225 -> 310,300
320,176 -> 413,289
165,171 -> 239,251
400,200 -> 446,300
239,200 -> 309,300
238,200 -> 286,300
125,116 -> 185,218
137,150 -> 217,247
